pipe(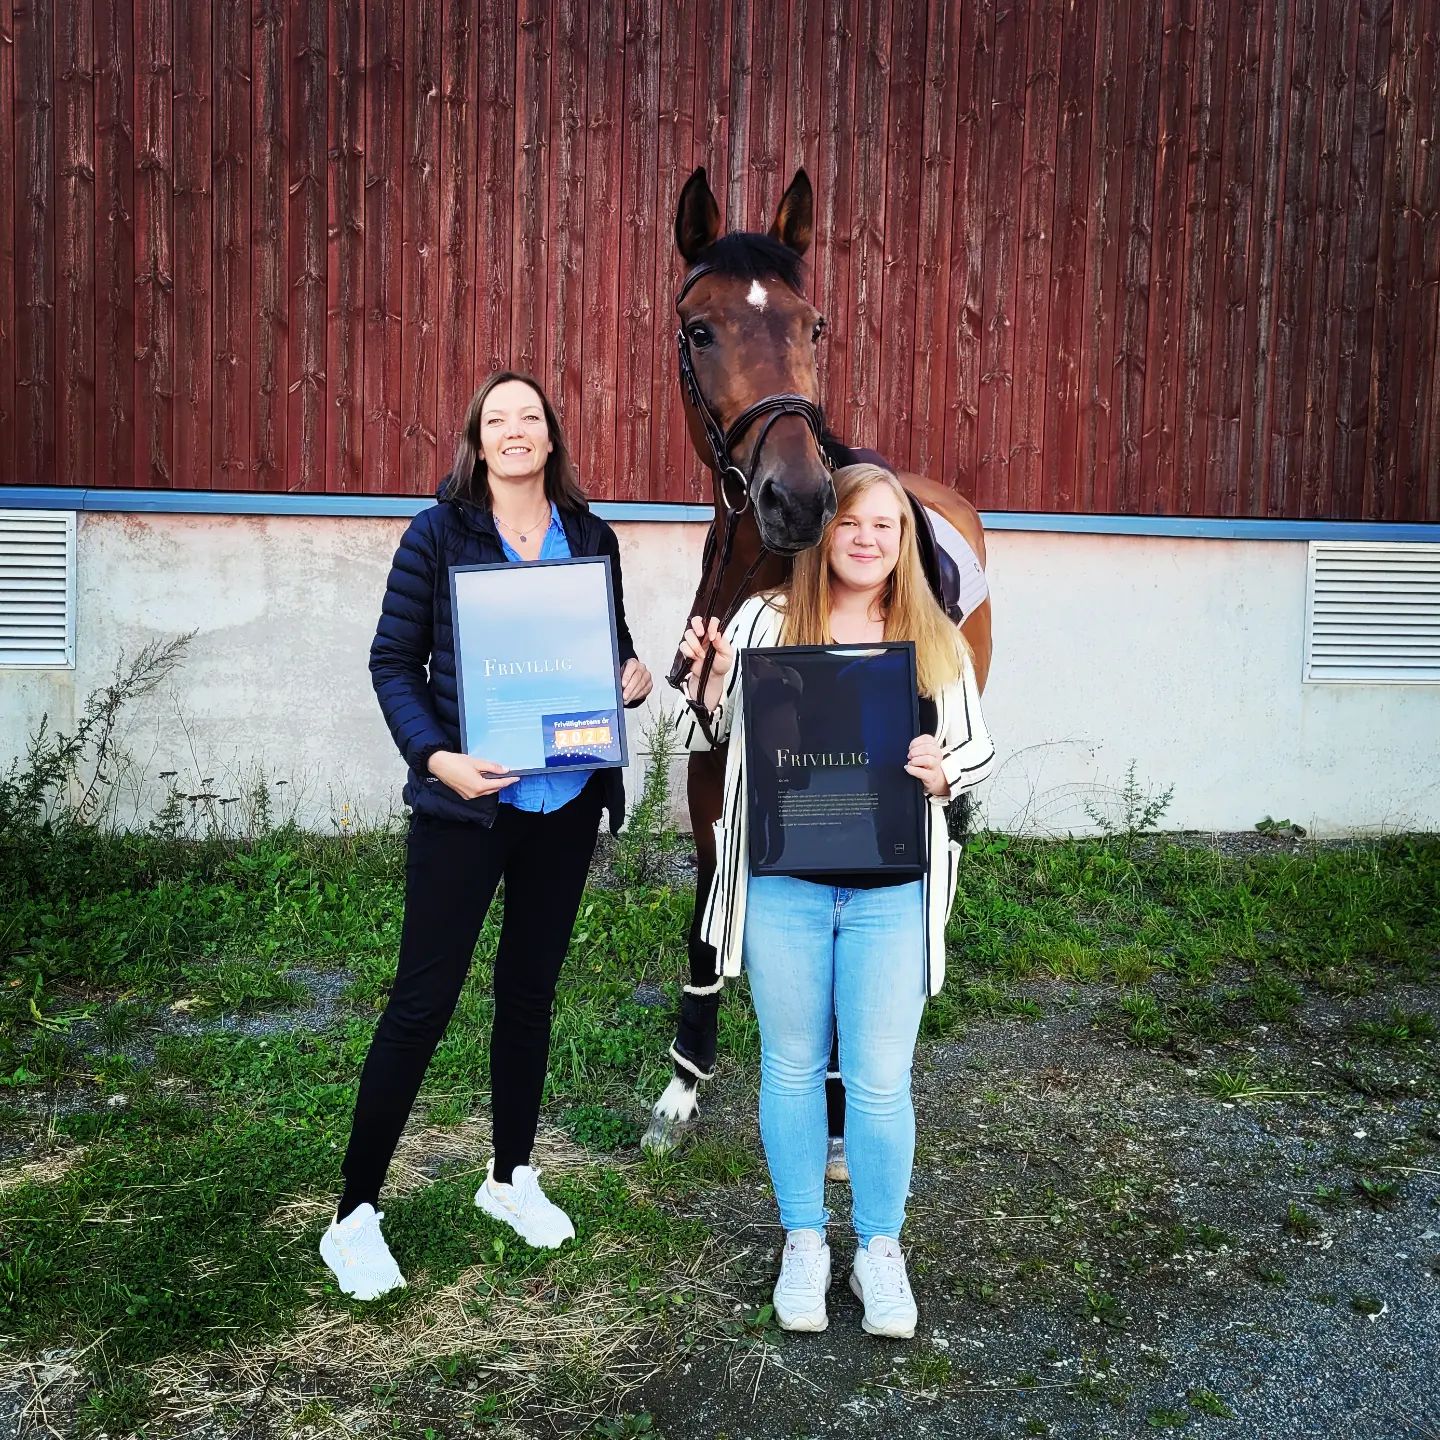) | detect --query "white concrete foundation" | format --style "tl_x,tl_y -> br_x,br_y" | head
2,511 -> 1437,836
